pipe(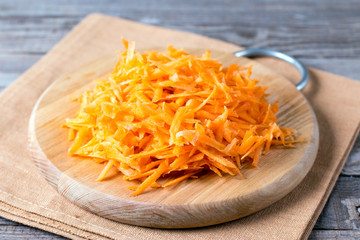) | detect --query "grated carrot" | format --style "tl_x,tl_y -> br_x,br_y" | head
63,39 -> 301,196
